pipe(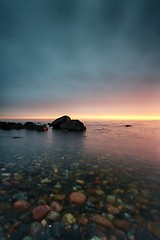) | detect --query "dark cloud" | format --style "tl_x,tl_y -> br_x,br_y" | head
0,0 -> 160,117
